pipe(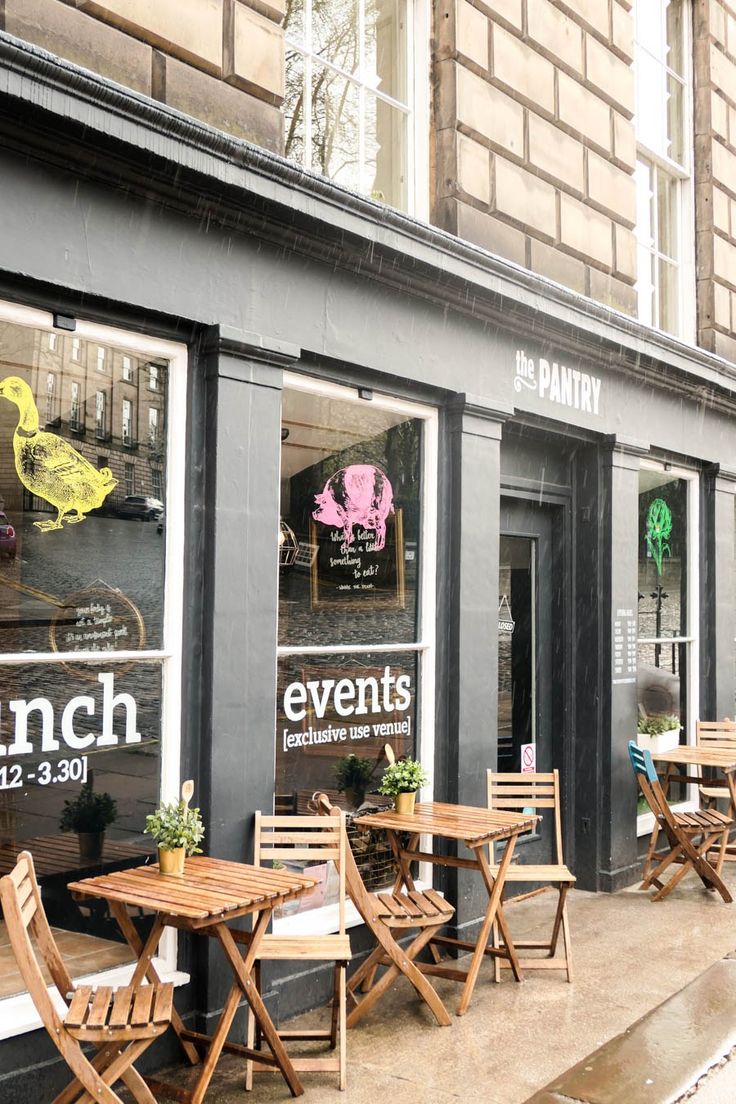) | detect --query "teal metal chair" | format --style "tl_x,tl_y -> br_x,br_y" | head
628,741 -> 733,903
